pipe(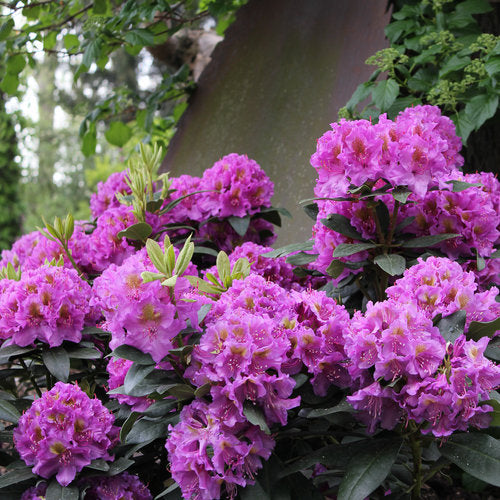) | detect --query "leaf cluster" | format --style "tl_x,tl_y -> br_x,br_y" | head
341,0 -> 500,143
